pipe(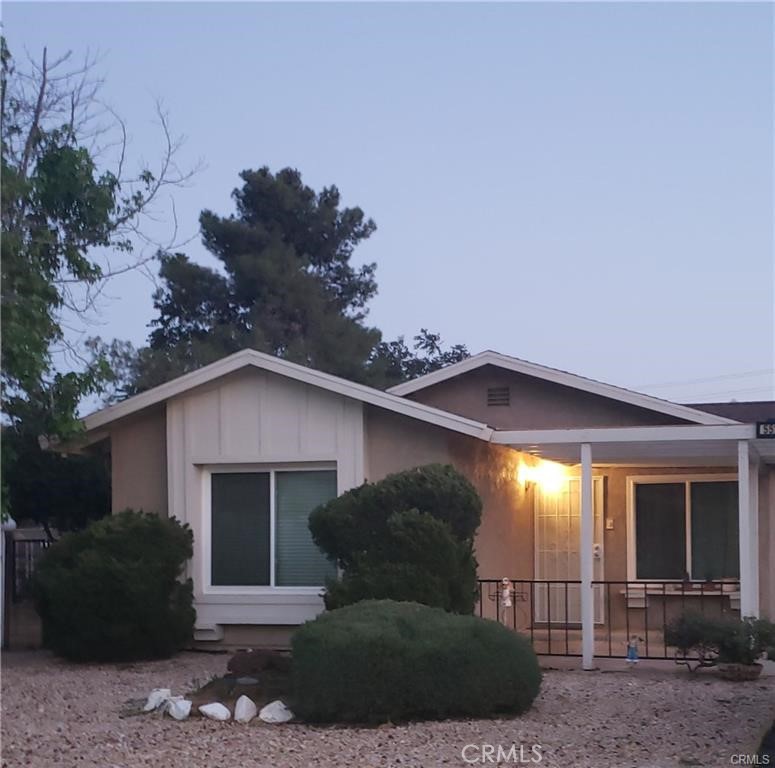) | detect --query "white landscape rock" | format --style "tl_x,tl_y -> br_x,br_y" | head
234,695 -> 257,724
142,688 -> 172,712
258,700 -> 293,724
198,702 -> 231,721
166,698 -> 192,721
